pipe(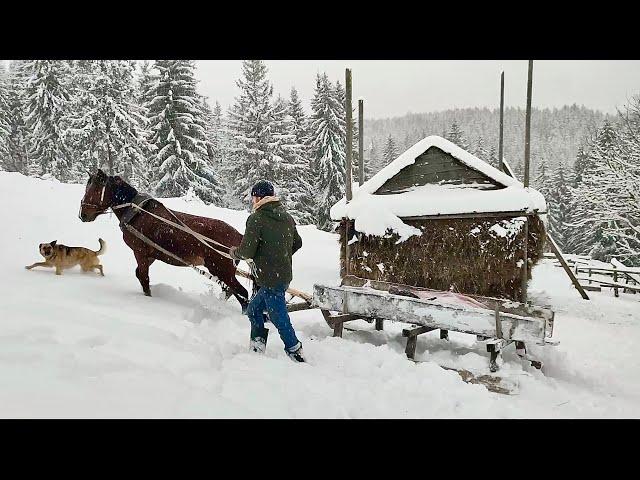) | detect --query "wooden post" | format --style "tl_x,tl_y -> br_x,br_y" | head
344,69 -> 354,278
521,61 -> 533,303
547,233 -> 590,300
358,99 -> 364,185
499,71 -> 504,172
521,218 -> 529,303
345,68 -> 353,202
524,61 -> 533,187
